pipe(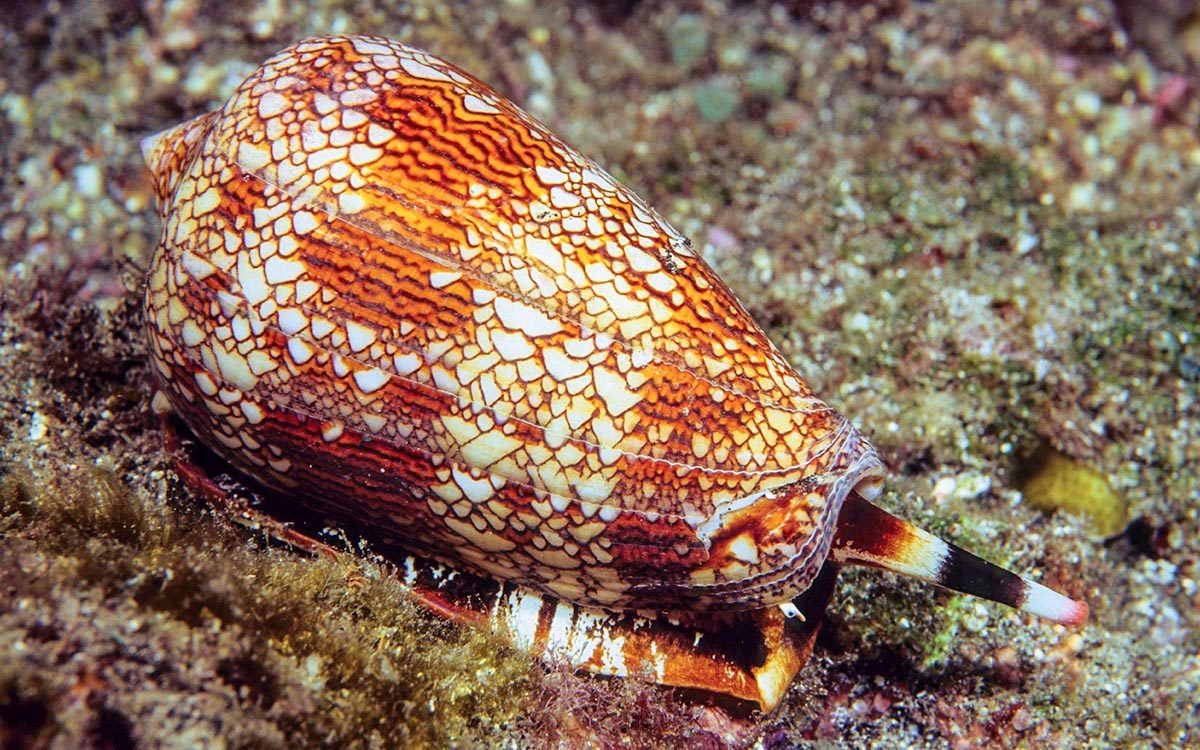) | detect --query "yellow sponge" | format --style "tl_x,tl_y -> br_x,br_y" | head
1019,447 -> 1127,537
